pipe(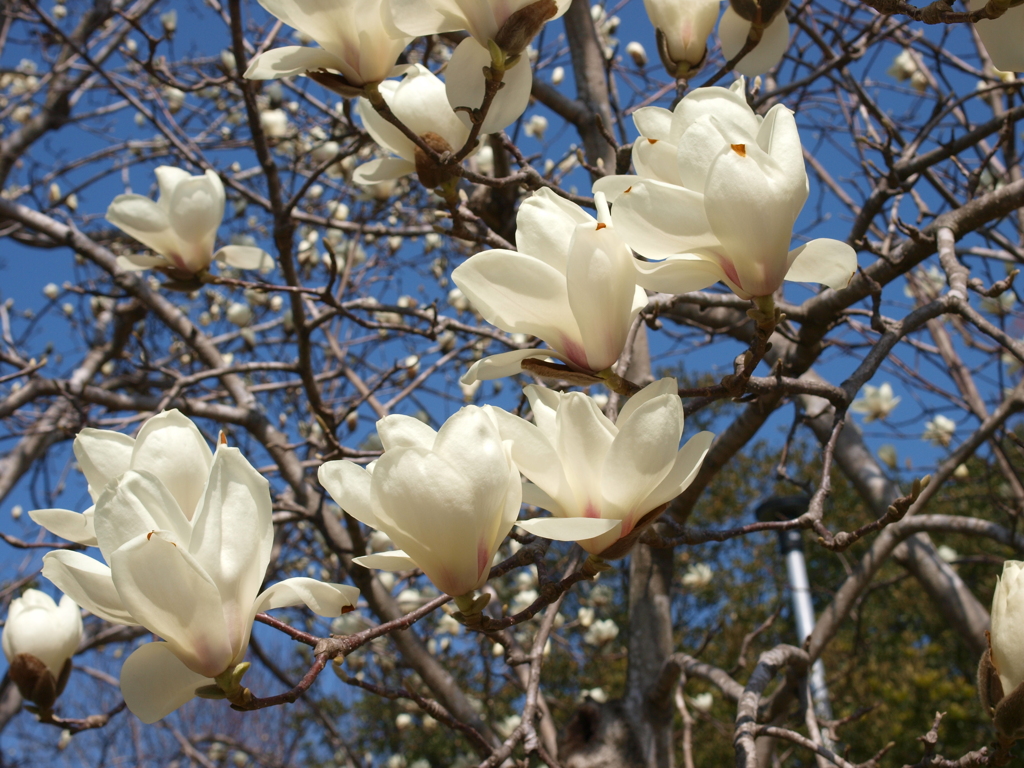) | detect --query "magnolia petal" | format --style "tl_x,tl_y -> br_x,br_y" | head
243,46 -> 344,80
591,175 -> 640,203
616,377 -> 679,425
633,139 -> 684,187
972,4 -> 1024,72
29,507 -> 99,546
756,105 -> 807,201
73,428 -> 134,500
611,180 -> 717,258
188,446 -> 273,651
488,408 -> 568,505
718,7 -> 790,77
452,249 -> 581,343
388,64 -> 469,151
352,157 -> 417,186
120,642 -> 208,724
446,38 -> 531,134
165,172 -> 225,273
130,409 -> 214,520
556,395 -> 617,516
116,253 -> 169,272
252,577 -> 360,616
644,430 -> 715,510
634,254 -> 726,295
318,460 -> 379,527
461,348 -> 572,384
377,415 -> 438,452
633,106 -> 674,141
785,238 -> 857,292
670,84 -> 761,146
601,393 -> 684,513
41,551 -> 137,626
110,531 -> 234,678
105,195 -> 181,259
521,481 -> 566,517
566,222 -> 640,371
383,0 -> 472,36
215,245 -> 273,270
93,470 -> 193,562
155,167 -> 192,199
514,188 -> 594,271
353,550 -> 420,572
516,517 -> 621,541
370,448 -> 492,596
357,89 -> 415,161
